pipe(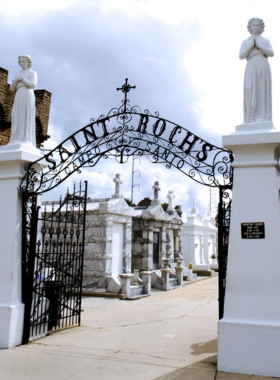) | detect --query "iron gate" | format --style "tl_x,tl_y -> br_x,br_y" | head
218,185 -> 232,319
22,182 -> 87,344
19,78 -> 234,332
